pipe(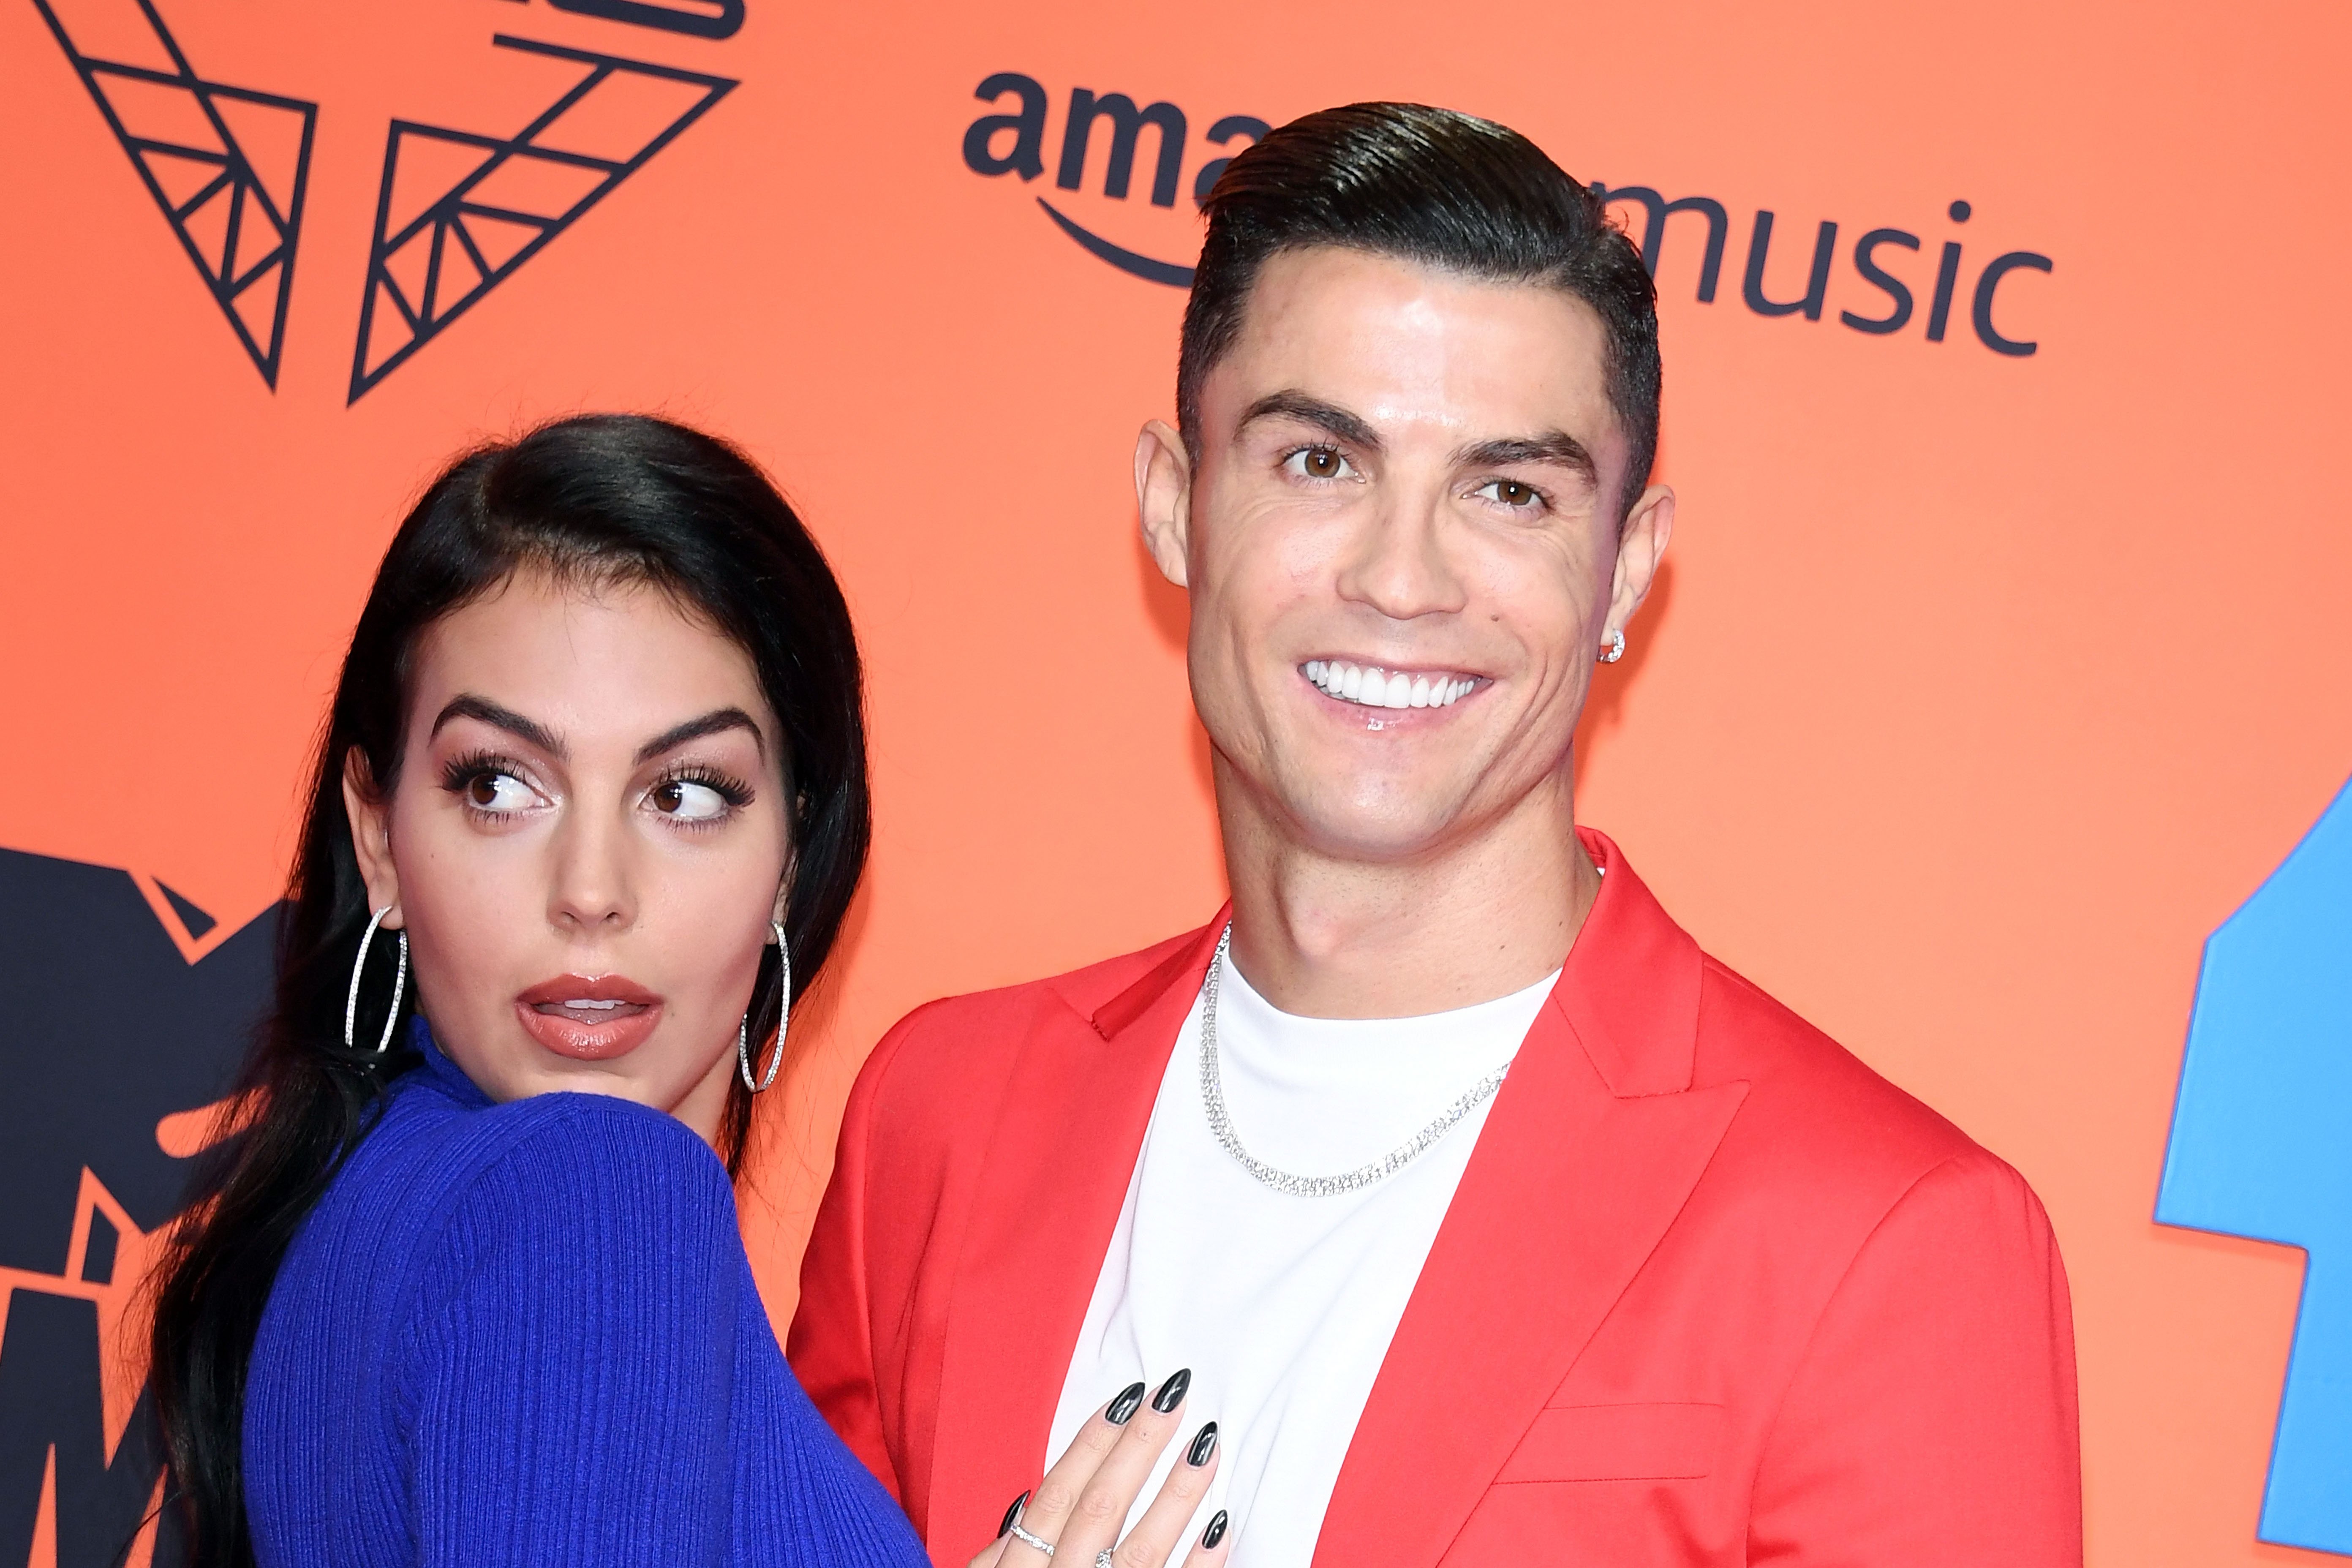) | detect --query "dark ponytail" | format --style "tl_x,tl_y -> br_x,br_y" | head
147,413 -> 871,1566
